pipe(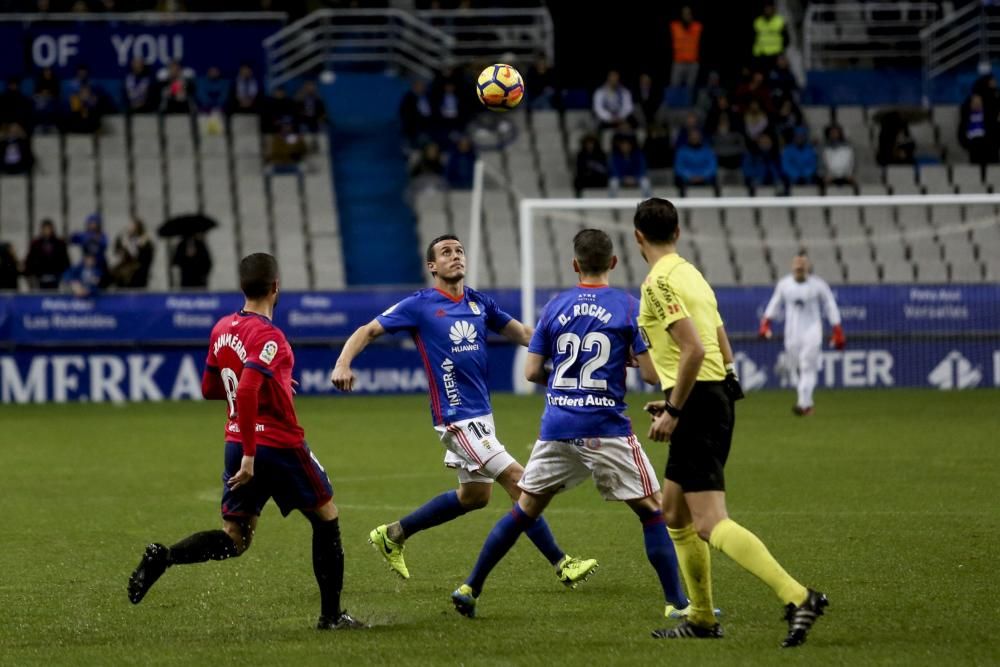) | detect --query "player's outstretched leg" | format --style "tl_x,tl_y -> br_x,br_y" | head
128,528 -> 242,604
495,465 -> 597,588
370,490 -> 473,579
309,507 -> 367,630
